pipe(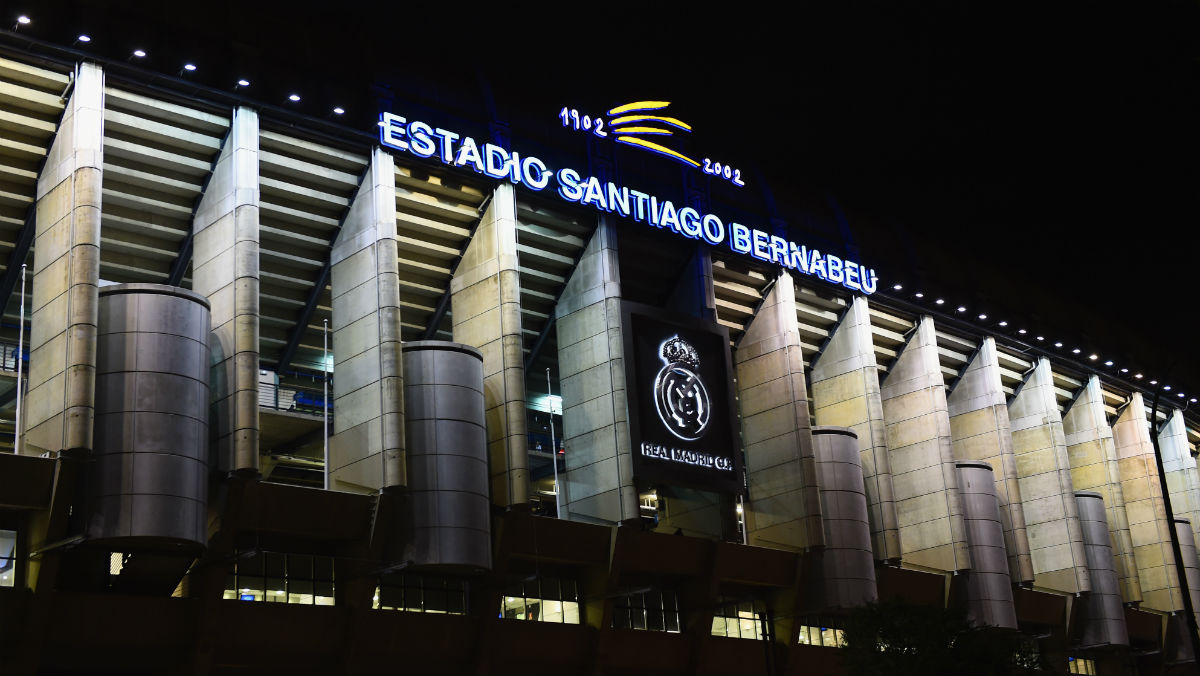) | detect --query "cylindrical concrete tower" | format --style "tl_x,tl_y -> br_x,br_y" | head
1074,492 -> 1129,647
808,426 -> 877,610
88,284 -> 211,549
956,461 -> 1017,629
402,341 -> 490,572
